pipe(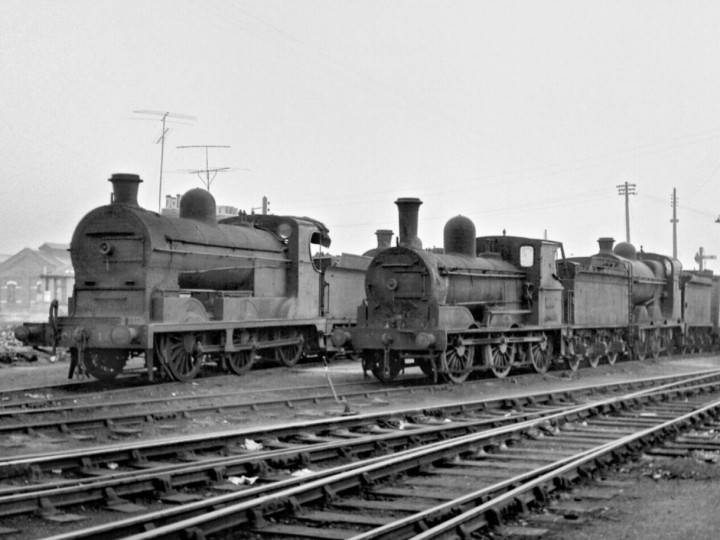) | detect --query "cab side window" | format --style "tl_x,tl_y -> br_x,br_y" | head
520,246 -> 534,267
